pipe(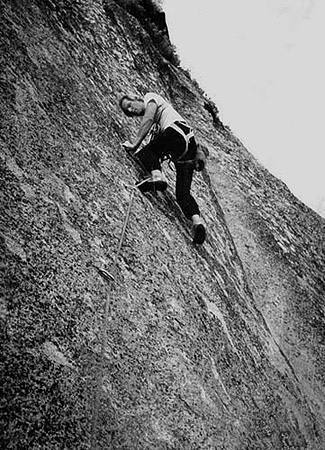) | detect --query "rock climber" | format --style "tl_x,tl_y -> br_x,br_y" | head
119,92 -> 206,244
